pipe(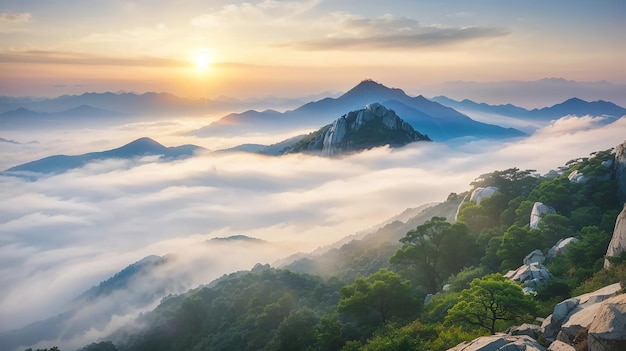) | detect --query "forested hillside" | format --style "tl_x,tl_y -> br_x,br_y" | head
55,145 -> 626,351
